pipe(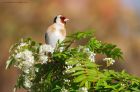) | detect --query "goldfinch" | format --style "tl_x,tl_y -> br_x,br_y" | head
45,15 -> 69,48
